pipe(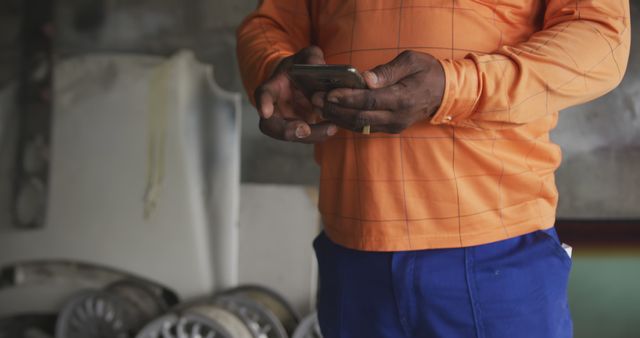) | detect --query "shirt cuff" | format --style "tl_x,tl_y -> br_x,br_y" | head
430,58 -> 481,126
